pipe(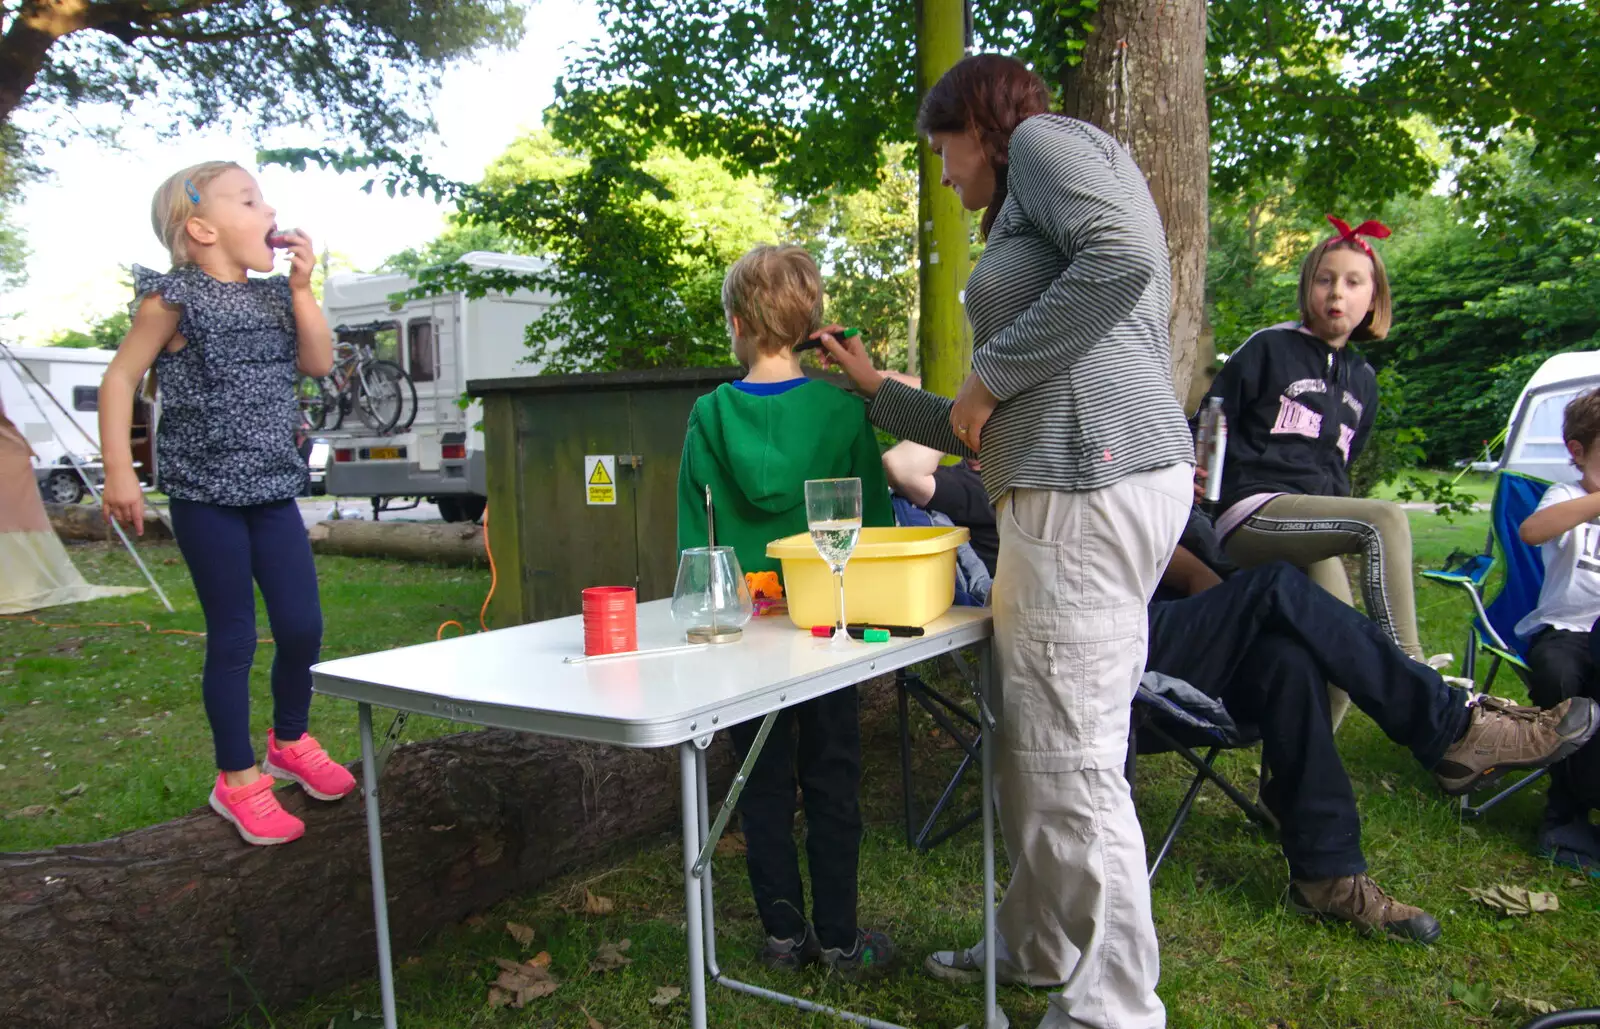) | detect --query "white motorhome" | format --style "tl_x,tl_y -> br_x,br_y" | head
0,345 -> 115,504
1498,350 -> 1600,483
318,252 -> 554,521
